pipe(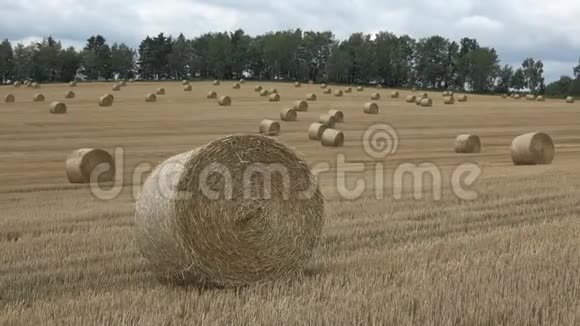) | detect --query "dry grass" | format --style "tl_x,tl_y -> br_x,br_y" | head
0,81 -> 580,325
